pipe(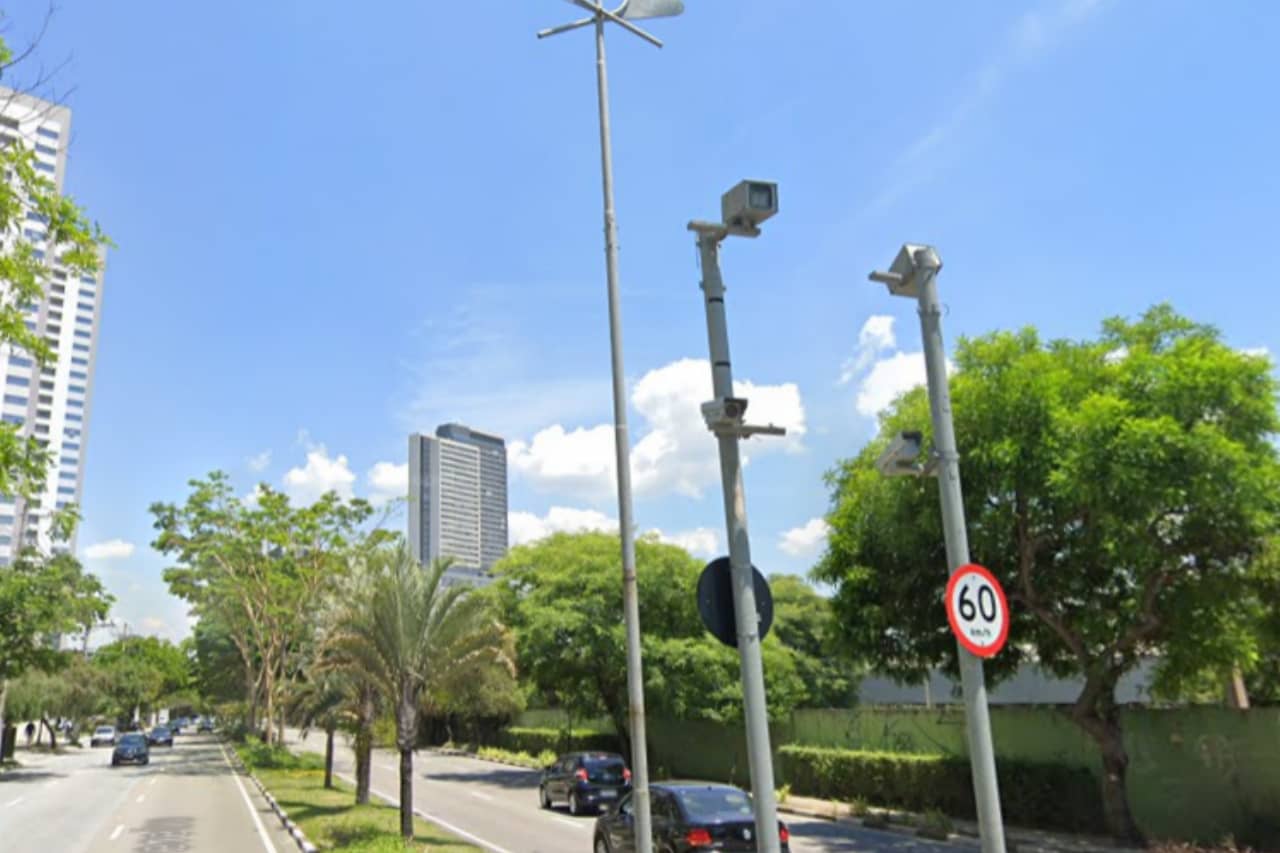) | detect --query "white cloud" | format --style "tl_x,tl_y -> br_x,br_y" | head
649,527 -> 720,558
1243,346 -> 1271,360
83,539 -> 135,560
243,483 -> 265,507
508,506 -> 618,547
247,450 -> 272,472
366,461 -> 409,506
779,518 -> 831,558
510,358 -> 806,503
855,351 -> 929,417
282,445 -> 356,504
1104,346 -> 1129,365
140,616 -> 168,635
840,315 -> 897,384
